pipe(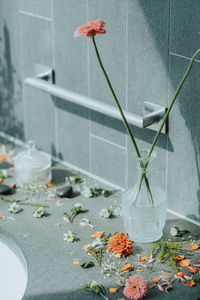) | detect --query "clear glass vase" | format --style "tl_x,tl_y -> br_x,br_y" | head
121,151 -> 167,243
